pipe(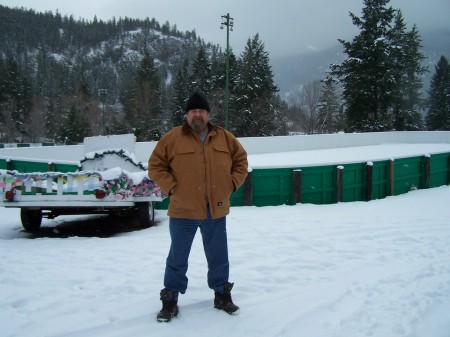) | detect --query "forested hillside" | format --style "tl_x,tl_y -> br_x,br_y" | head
1,2 -> 449,144
0,5 -> 219,142
0,5 -> 214,99
0,5 -> 288,143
